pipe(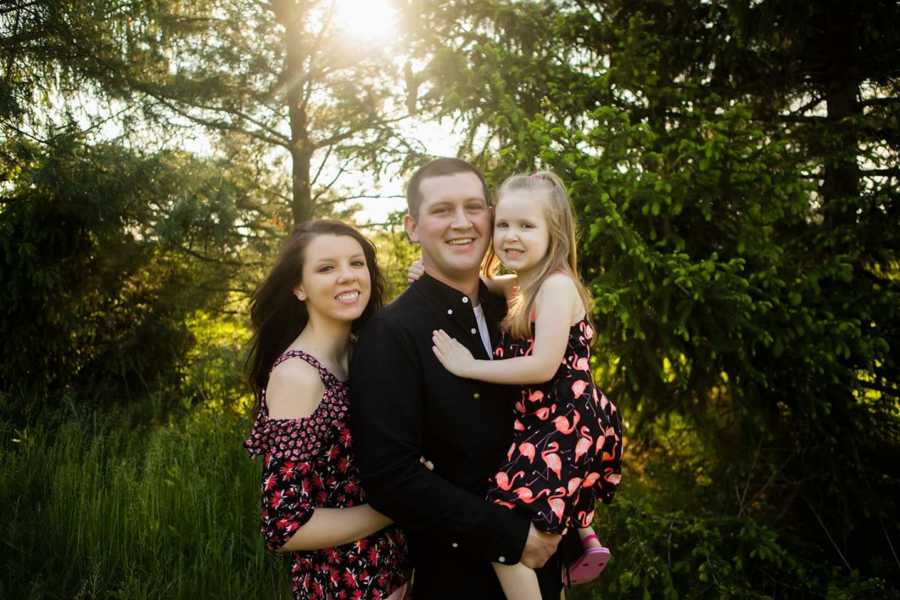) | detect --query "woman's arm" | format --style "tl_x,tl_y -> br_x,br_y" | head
261,362 -> 393,552
432,274 -> 581,385
277,505 -> 392,552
